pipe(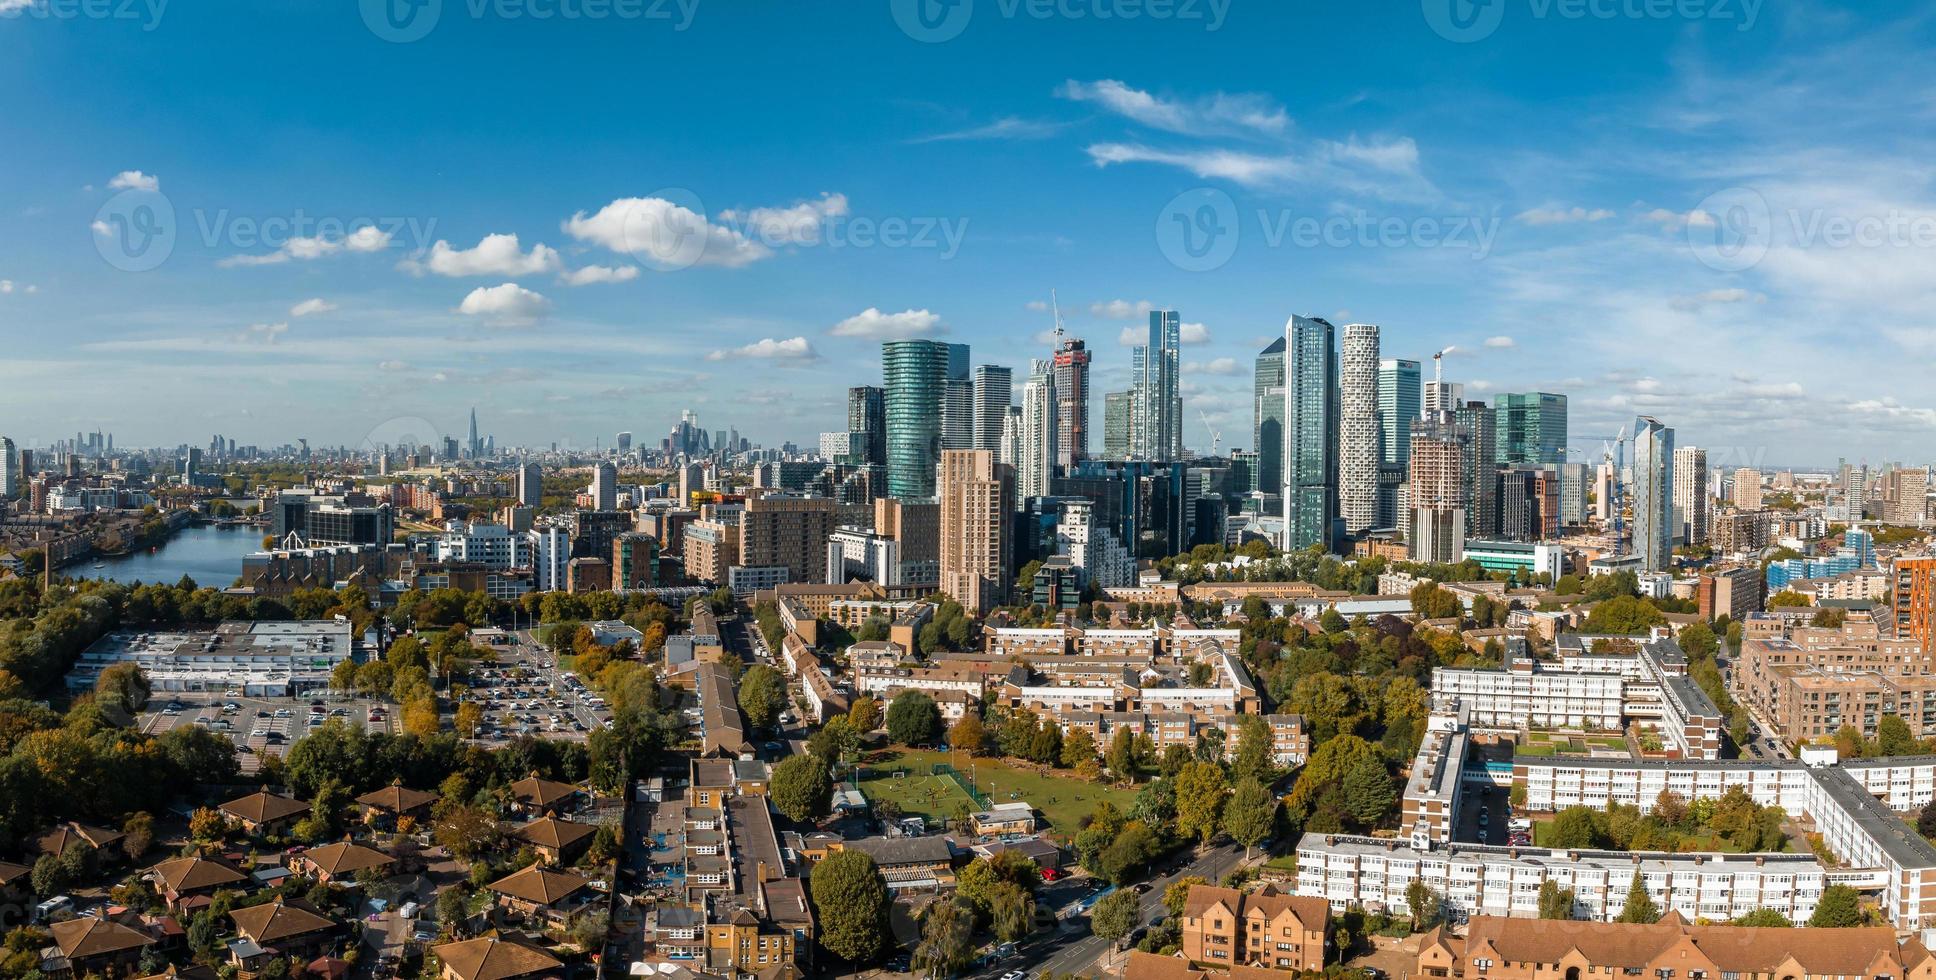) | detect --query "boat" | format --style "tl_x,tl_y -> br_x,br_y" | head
91,562 -> 106,569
